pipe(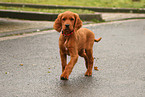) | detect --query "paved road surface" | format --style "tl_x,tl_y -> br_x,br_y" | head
0,19 -> 145,97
